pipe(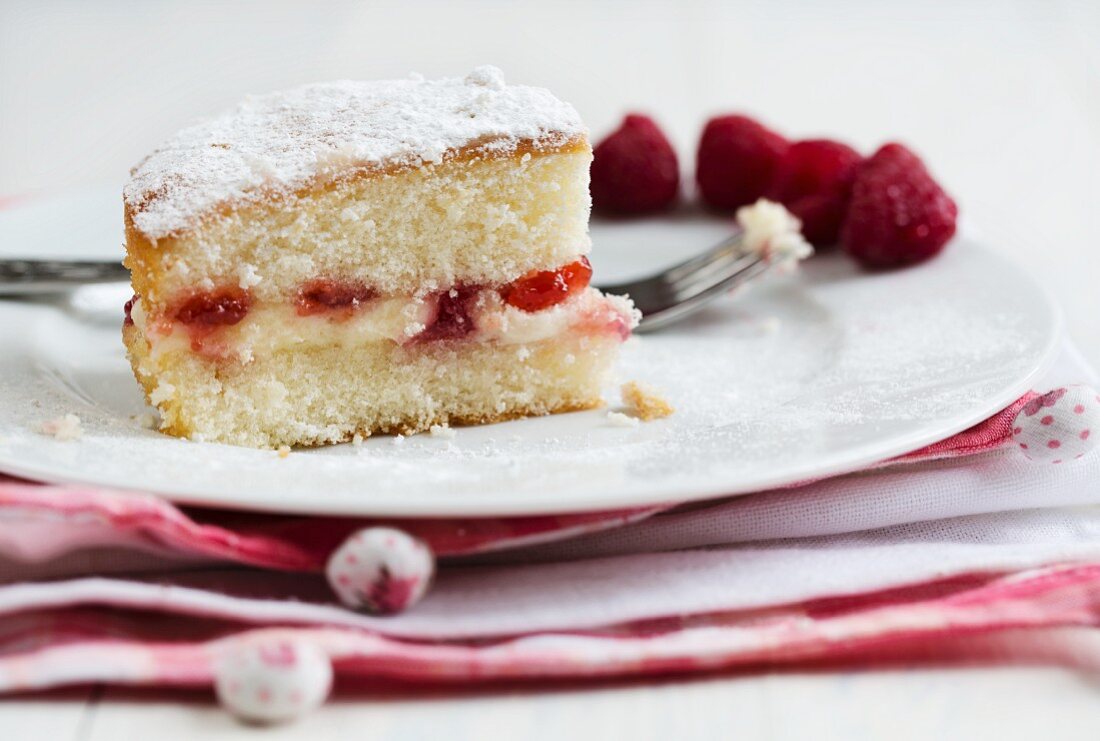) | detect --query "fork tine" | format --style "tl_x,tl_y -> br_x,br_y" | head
596,231 -> 746,297
633,254 -> 772,333
645,255 -> 761,310
592,218 -> 811,332
664,249 -> 760,299
661,231 -> 744,282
